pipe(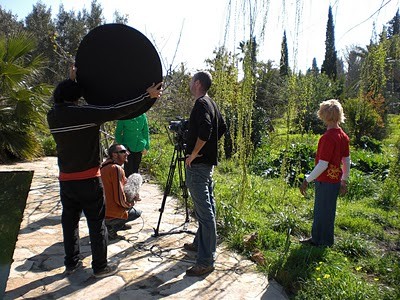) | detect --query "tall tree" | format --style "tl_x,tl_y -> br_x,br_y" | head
0,6 -> 23,37
307,57 -> 319,76
206,46 -> 239,158
254,60 -> 282,135
321,5 -> 337,80
279,30 -> 289,77
54,4 -> 87,82
83,0 -> 105,30
150,63 -> 192,121
239,36 -> 258,77
56,5 -> 87,57
113,11 -> 129,24
25,2 -> 56,84
344,46 -> 365,98
388,9 -> 400,37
